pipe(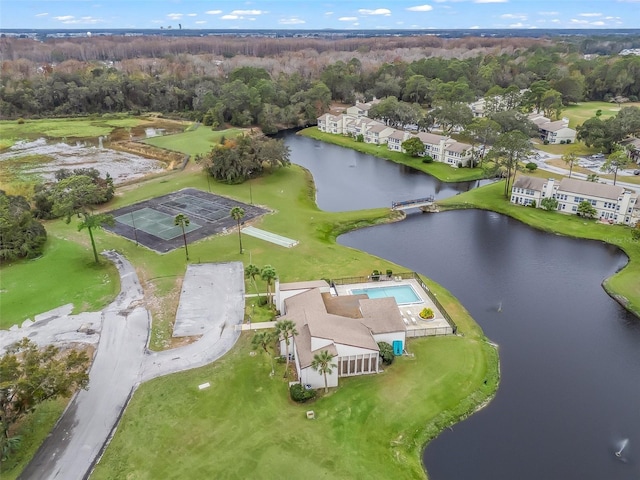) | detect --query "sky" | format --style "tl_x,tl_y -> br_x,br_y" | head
1,0 -> 639,30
